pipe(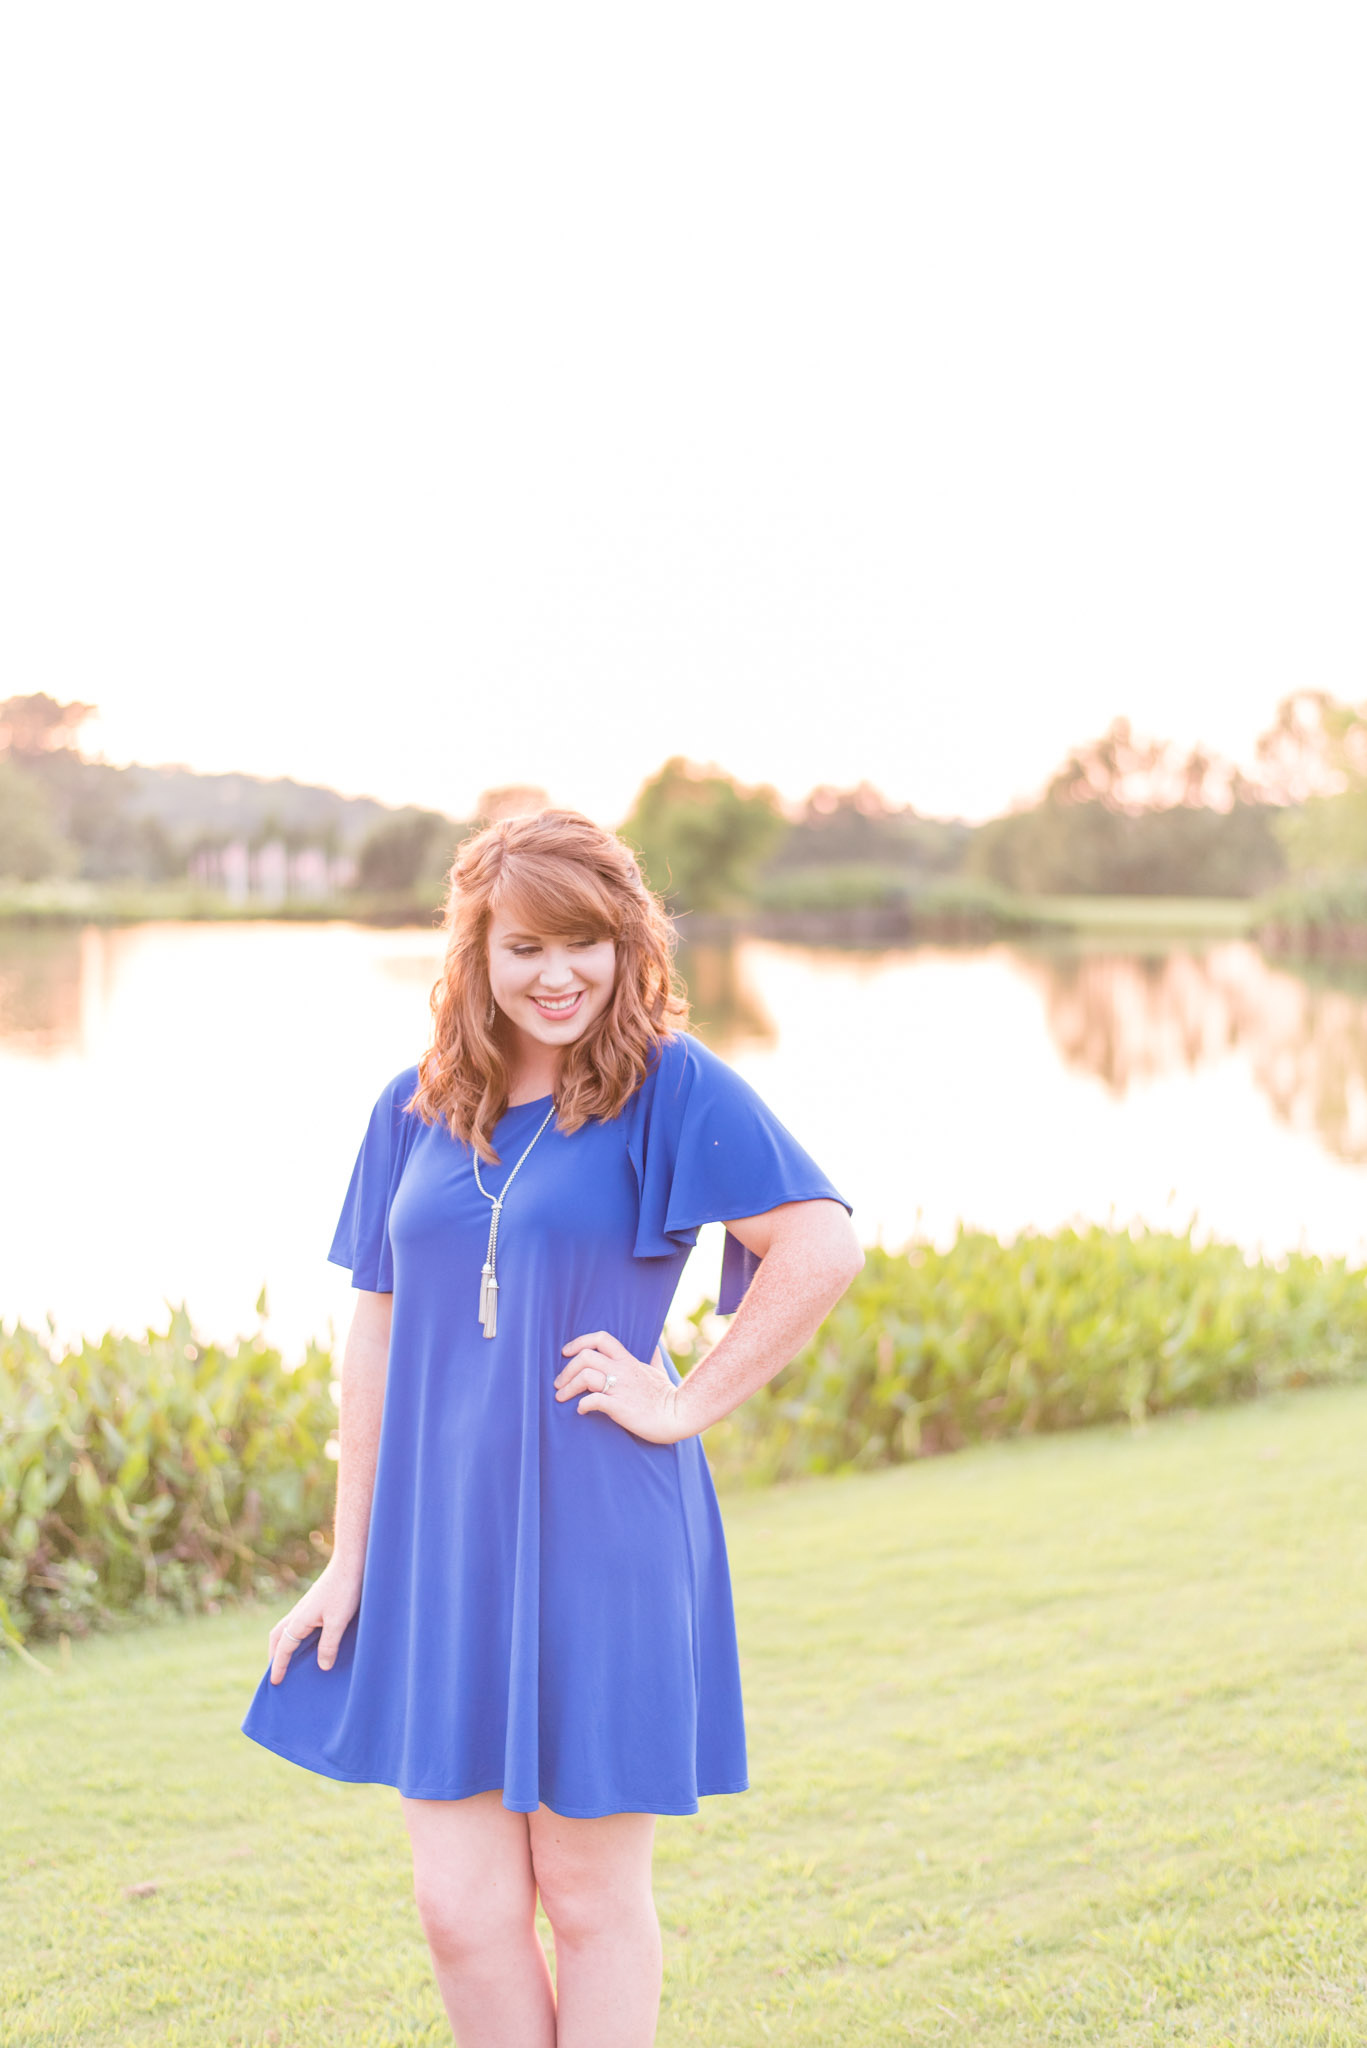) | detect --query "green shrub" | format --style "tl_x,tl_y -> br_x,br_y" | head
8,1228 -> 1367,1651
686,1228 -> 1367,1485
0,1305 -> 335,1651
